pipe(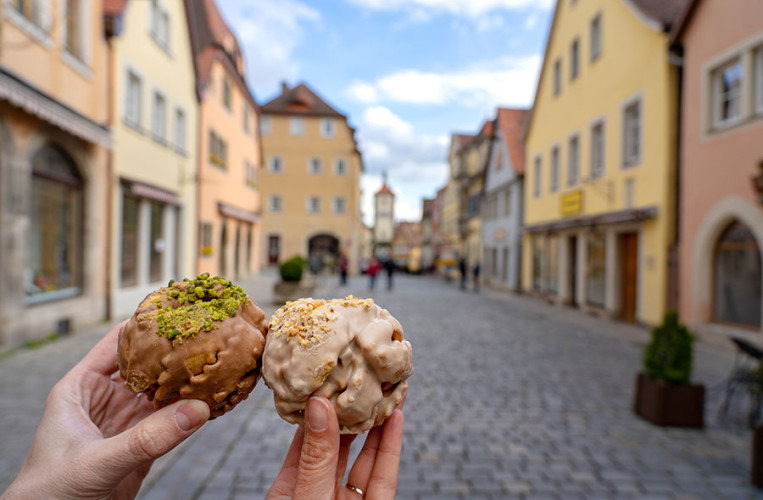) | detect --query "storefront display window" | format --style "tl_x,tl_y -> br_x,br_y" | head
120,194 -> 139,287
532,235 -> 543,291
586,233 -> 606,307
149,200 -> 165,283
547,236 -> 559,294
